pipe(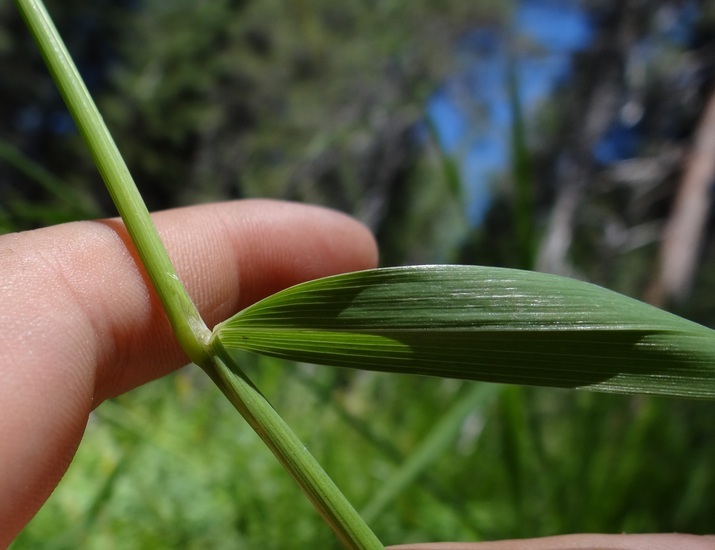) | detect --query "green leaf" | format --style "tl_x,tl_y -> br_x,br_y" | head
213,265 -> 715,399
